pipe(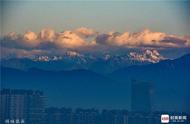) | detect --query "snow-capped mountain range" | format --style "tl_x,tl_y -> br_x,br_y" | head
1,49 -> 165,73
